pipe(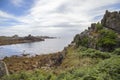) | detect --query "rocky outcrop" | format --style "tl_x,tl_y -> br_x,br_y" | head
24,34 -> 44,42
0,61 -> 9,77
73,10 -> 120,52
101,10 -> 120,33
73,23 -> 100,49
